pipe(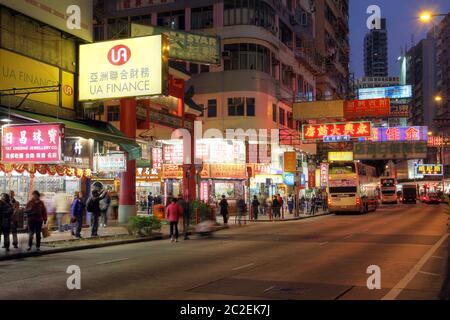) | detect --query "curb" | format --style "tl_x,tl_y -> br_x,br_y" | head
235,212 -> 332,223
